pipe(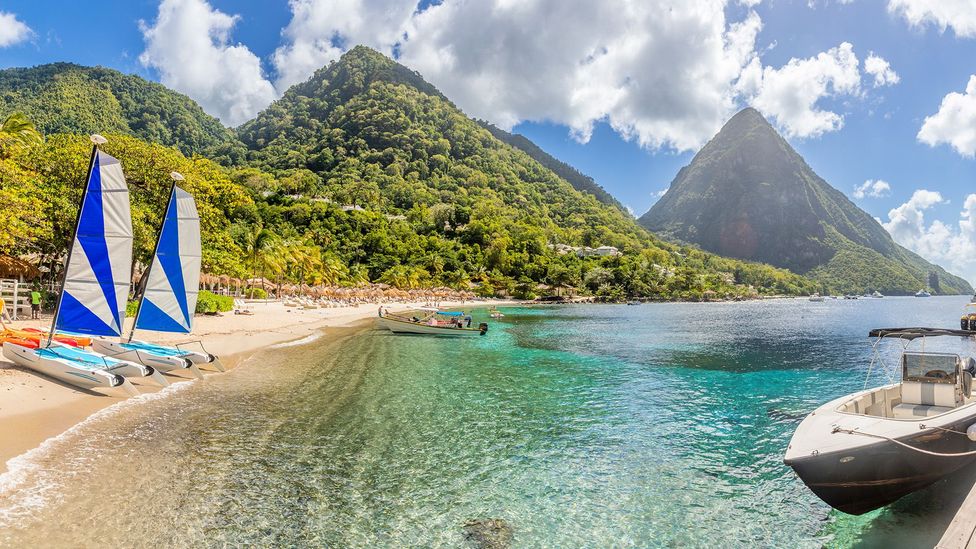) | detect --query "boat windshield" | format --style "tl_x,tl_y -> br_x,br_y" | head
903,352 -> 959,384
